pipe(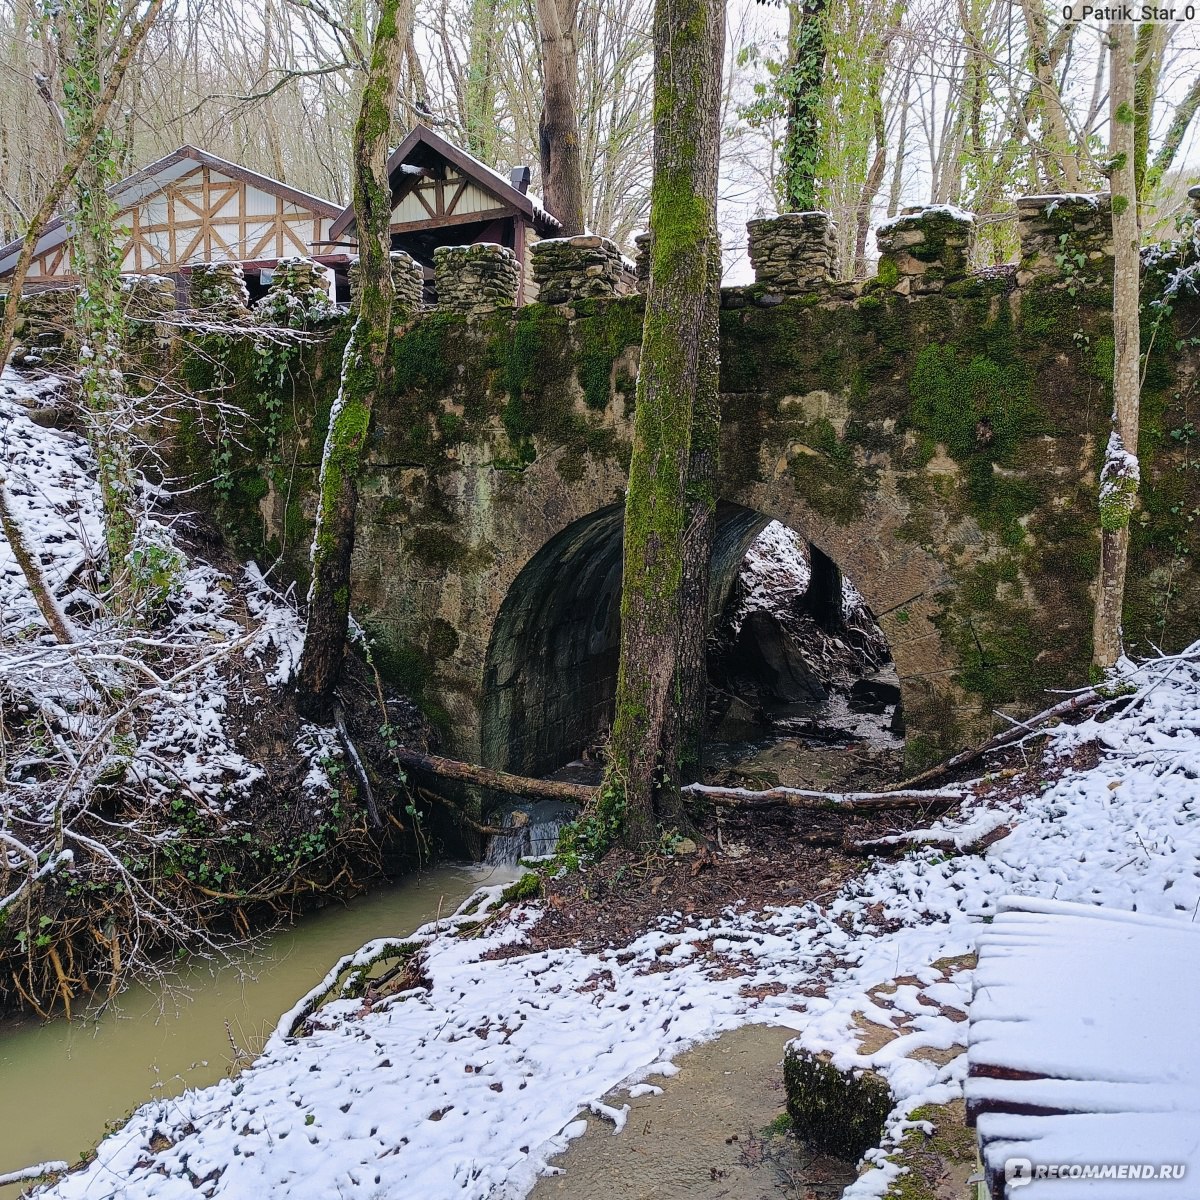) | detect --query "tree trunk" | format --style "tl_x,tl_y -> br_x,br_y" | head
464,0 -> 500,161
780,0 -> 826,212
1132,22 -> 1166,204
1092,21 -> 1140,671
661,220 -> 722,805
62,0 -> 142,611
0,0 -> 163,374
297,0 -> 408,719
536,0 -> 586,235
606,0 -> 724,848
0,476 -> 76,643
1149,71 -> 1200,189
